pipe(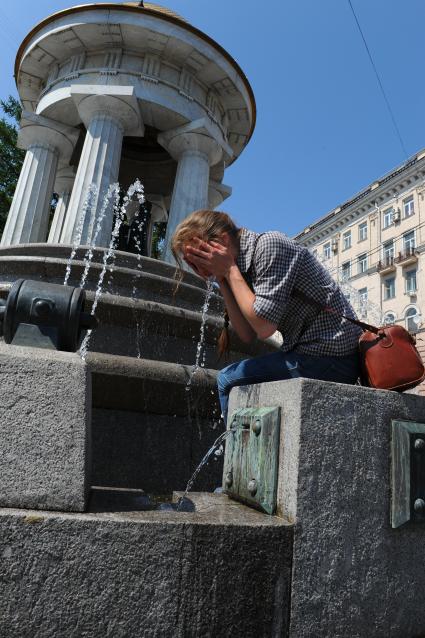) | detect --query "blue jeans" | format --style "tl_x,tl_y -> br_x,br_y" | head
217,350 -> 360,425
